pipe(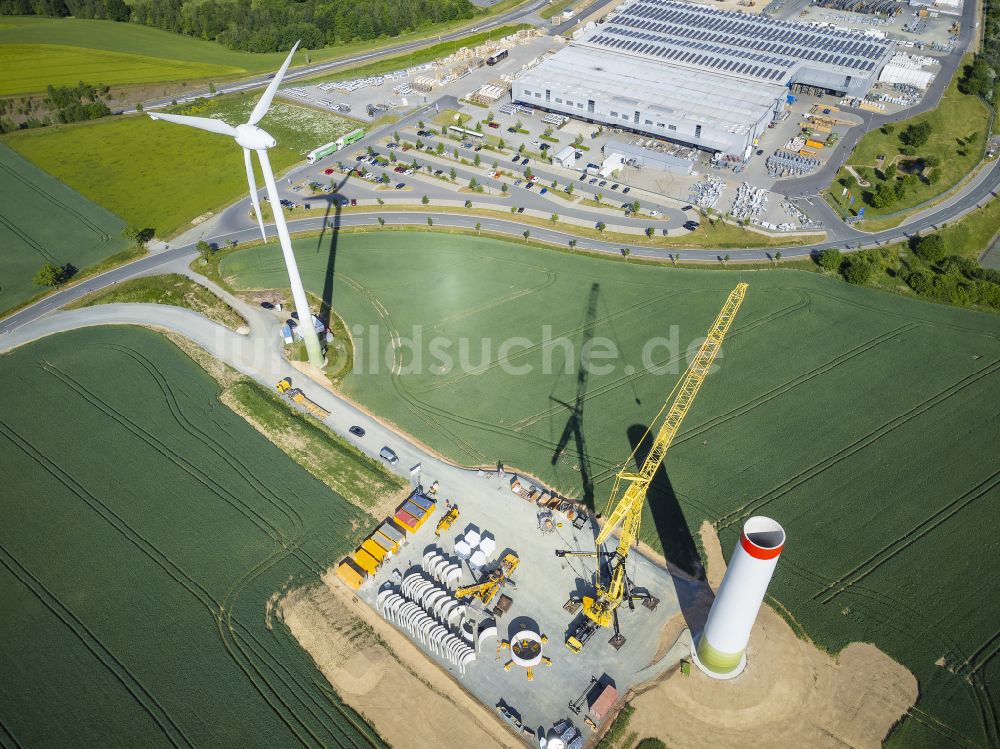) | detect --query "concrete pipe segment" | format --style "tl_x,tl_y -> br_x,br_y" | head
693,516 -> 785,679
